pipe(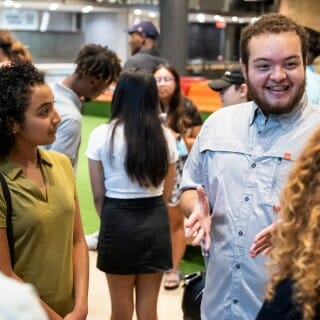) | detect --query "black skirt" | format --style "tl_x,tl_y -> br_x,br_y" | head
97,196 -> 172,274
